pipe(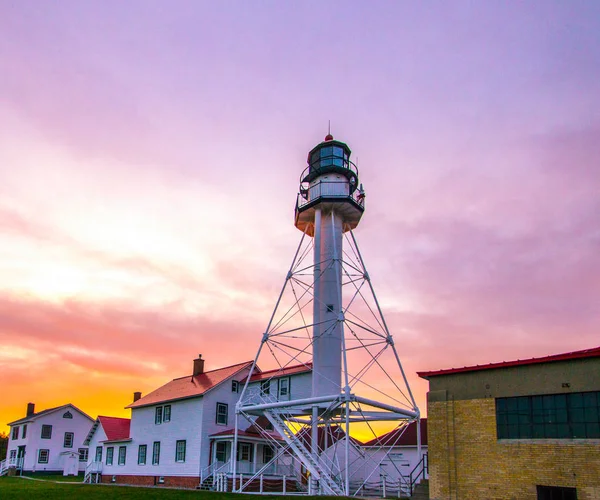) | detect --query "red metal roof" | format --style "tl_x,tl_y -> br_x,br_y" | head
249,363 -> 312,382
363,419 -> 427,447
127,360 -> 253,408
209,416 -> 283,441
417,346 -> 600,379
98,416 -> 131,441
